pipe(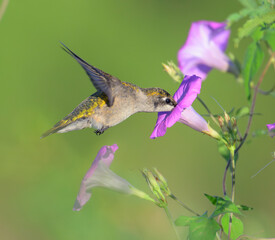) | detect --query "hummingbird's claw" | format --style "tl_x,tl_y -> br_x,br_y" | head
94,127 -> 109,136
